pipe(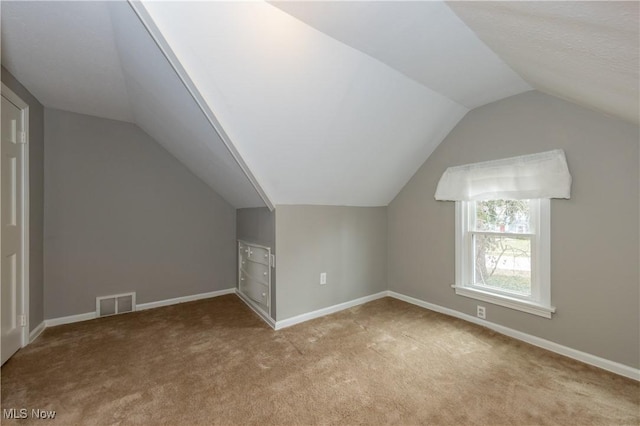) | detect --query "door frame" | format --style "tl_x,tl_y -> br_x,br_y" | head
1,82 -> 30,348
